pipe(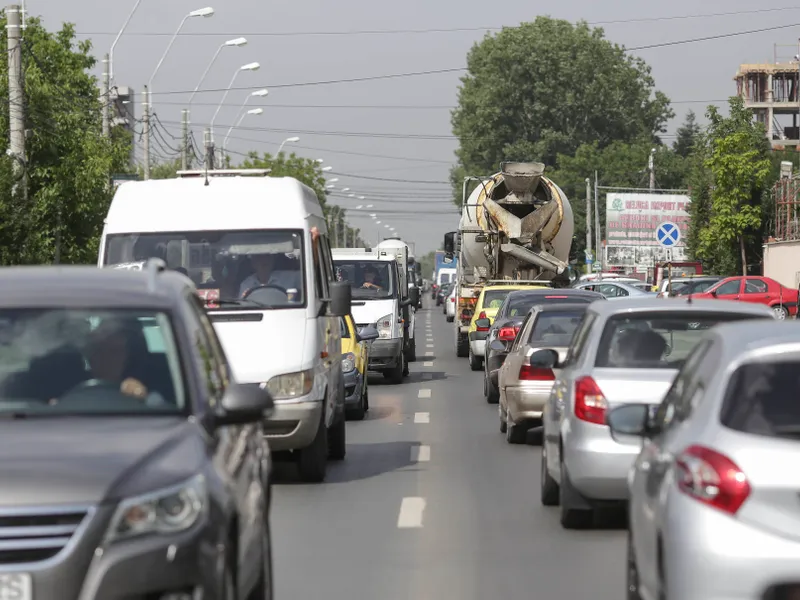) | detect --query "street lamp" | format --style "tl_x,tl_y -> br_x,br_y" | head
277,136 -> 300,154
189,37 -> 247,105
315,158 -> 324,164
341,188 -> 350,192
322,166 -> 333,172
148,7 -> 214,94
210,62 -> 260,132
227,88 -> 267,137
109,0 -> 143,82
326,184 -> 336,189
327,178 -> 339,183
223,107 -> 263,153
